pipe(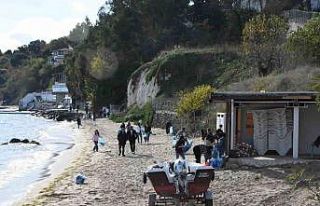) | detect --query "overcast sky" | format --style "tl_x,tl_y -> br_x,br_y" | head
0,0 -> 106,52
